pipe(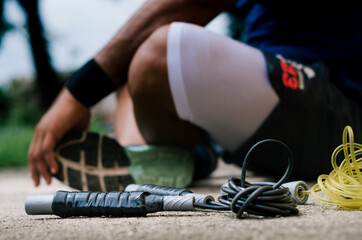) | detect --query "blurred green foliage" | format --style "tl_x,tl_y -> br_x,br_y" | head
1,79 -> 42,125
0,125 -> 34,167
0,79 -> 111,168
0,118 -> 110,168
0,79 -> 41,167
